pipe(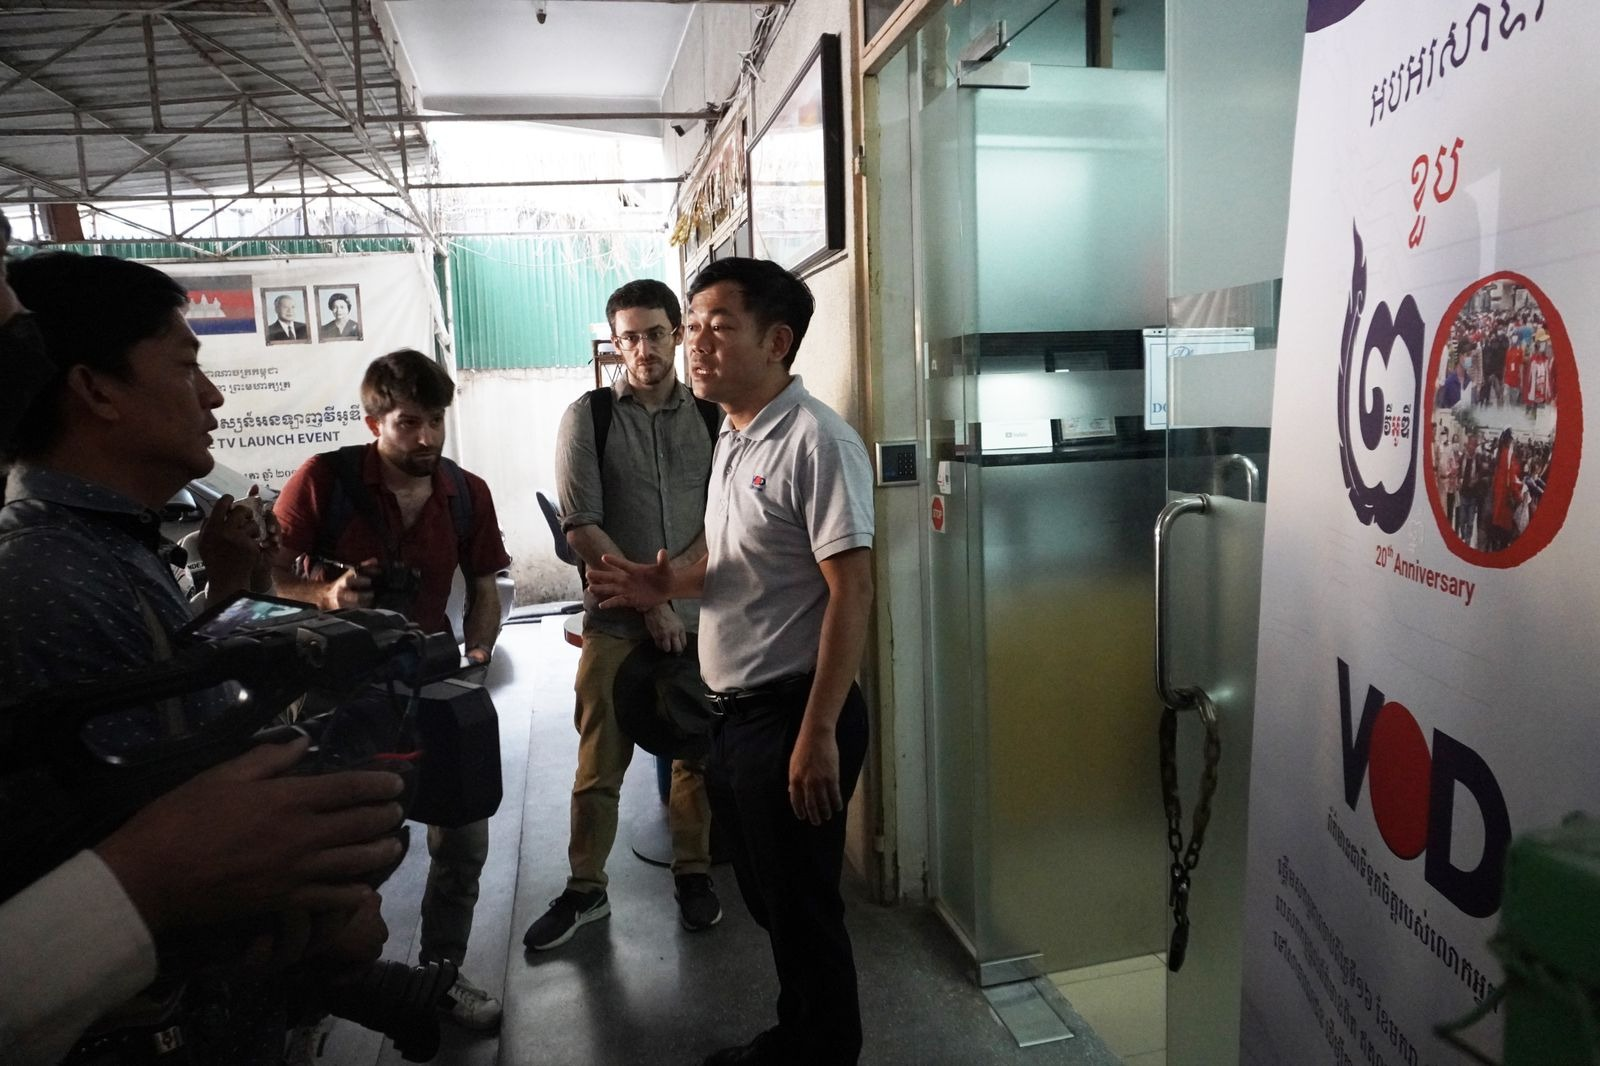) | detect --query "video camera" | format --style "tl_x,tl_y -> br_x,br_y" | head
0,593 -> 504,1061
